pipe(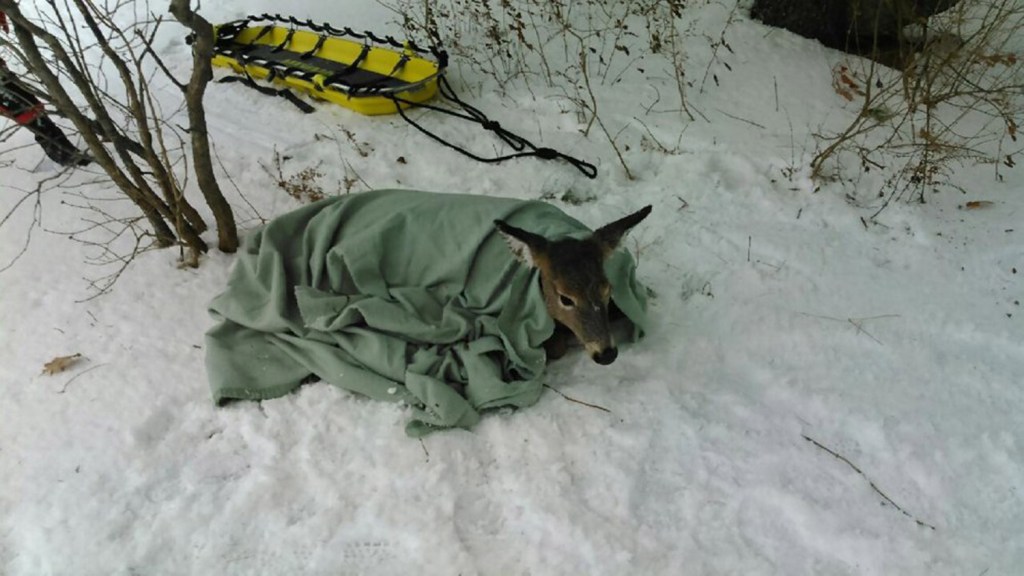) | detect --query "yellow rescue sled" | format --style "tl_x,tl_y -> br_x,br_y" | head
210,14 -> 447,116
